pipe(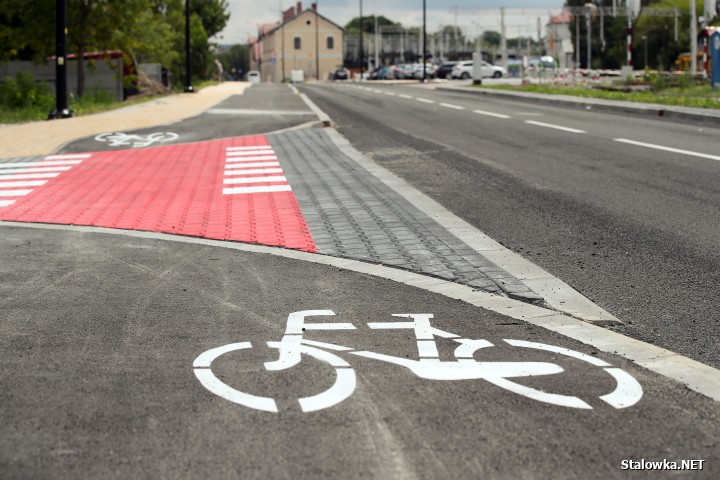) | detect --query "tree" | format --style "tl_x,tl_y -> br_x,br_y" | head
345,15 -> 398,34
217,44 -> 249,80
